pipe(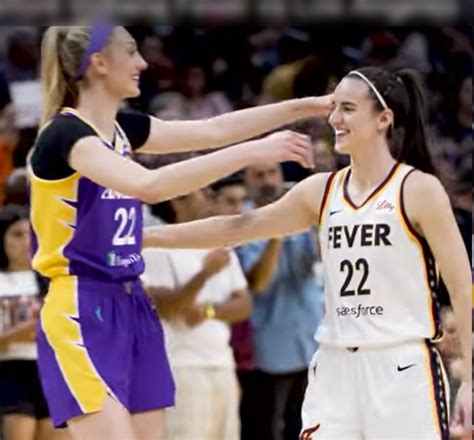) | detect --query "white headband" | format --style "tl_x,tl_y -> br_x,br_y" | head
348,70 -> 389,110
